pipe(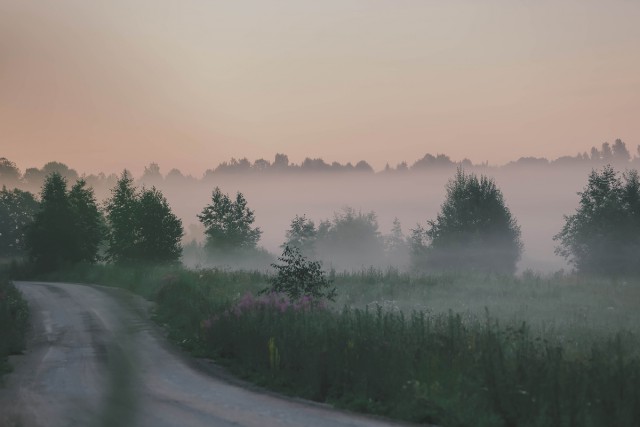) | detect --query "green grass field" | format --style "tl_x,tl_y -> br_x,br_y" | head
24,263 -> 640,426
